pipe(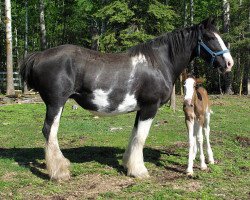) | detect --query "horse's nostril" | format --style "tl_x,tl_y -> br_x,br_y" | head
227,61 -> 231,67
